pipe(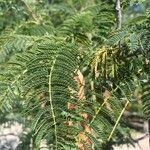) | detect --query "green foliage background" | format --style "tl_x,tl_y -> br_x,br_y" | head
0,0 -> 149,150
